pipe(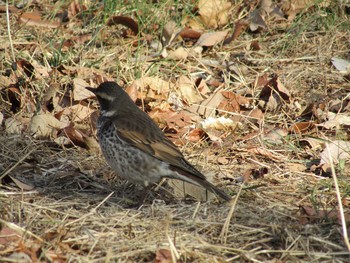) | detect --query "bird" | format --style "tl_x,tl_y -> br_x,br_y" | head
86,81 -> 231,202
